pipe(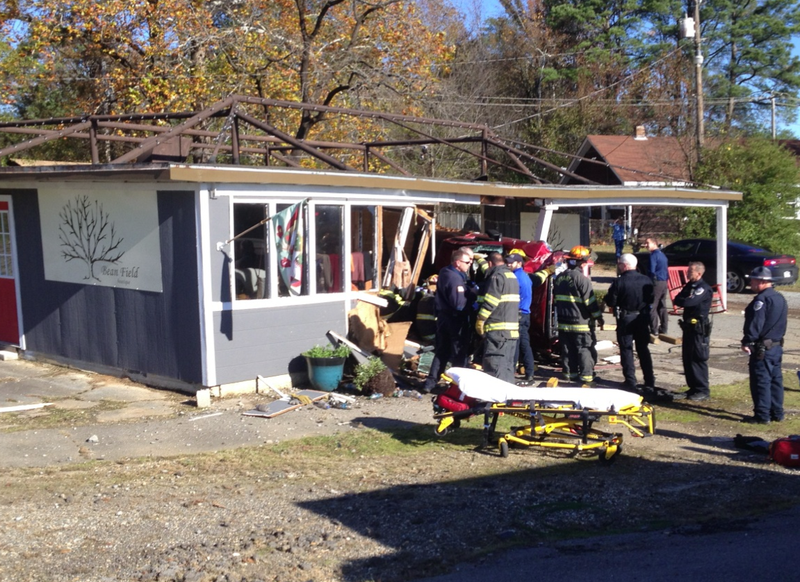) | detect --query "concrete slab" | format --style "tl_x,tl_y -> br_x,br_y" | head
0,377 -> 95,401
78,384 -> 168,403
95,400 -> 175,422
